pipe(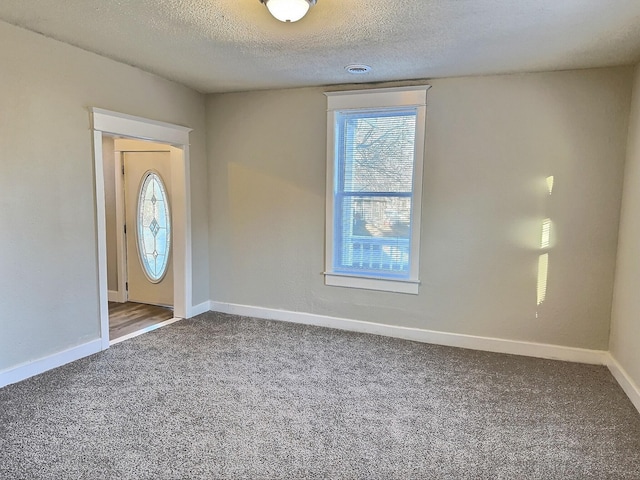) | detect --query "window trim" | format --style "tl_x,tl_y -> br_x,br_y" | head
324,86 -> 430,295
